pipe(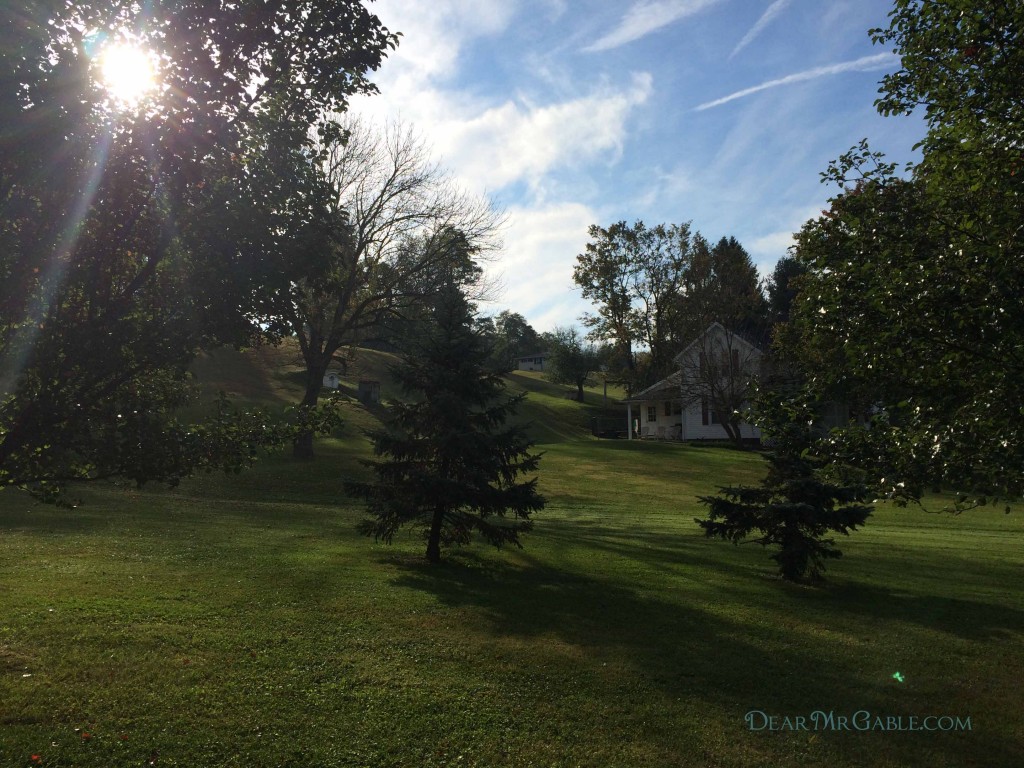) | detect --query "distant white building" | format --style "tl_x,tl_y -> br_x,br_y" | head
323,370 -> 341,390
517,353 -> 548,372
